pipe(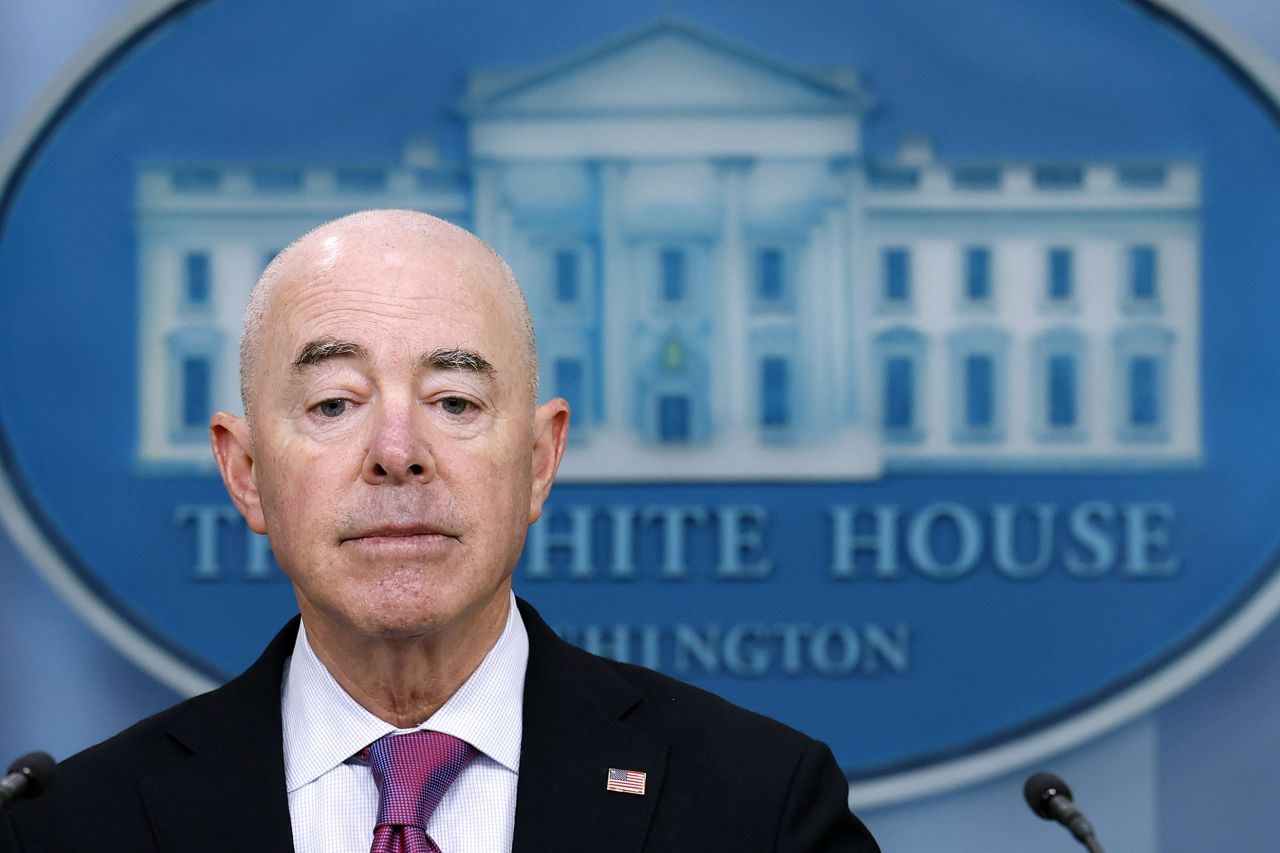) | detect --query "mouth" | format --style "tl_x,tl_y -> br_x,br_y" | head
340,524 -> 459,548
